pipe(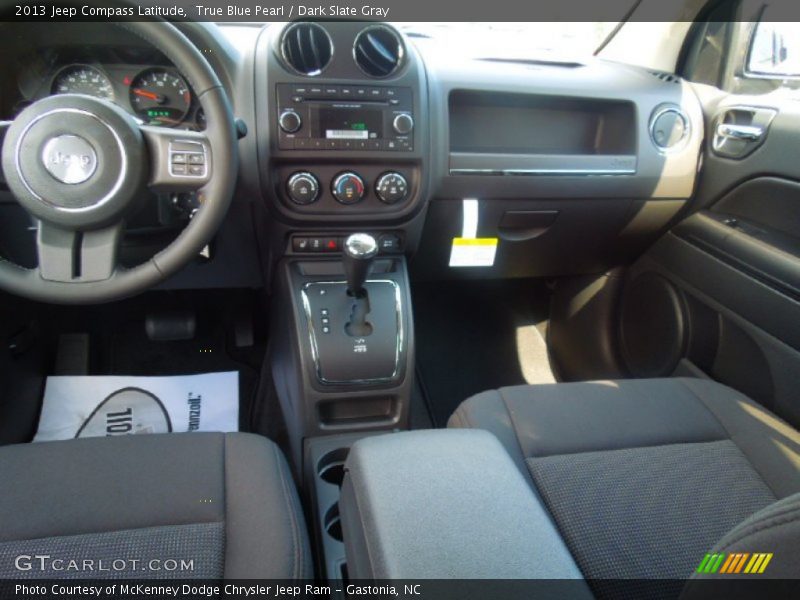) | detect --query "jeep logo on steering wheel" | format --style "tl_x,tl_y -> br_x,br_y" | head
41,134 -> 97,185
